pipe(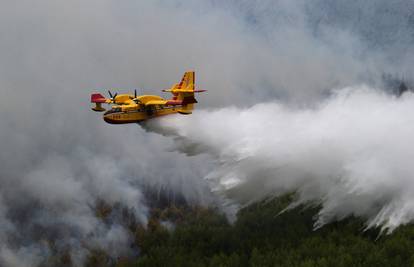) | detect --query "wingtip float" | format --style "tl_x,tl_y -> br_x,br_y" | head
91,71 -> 206,124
